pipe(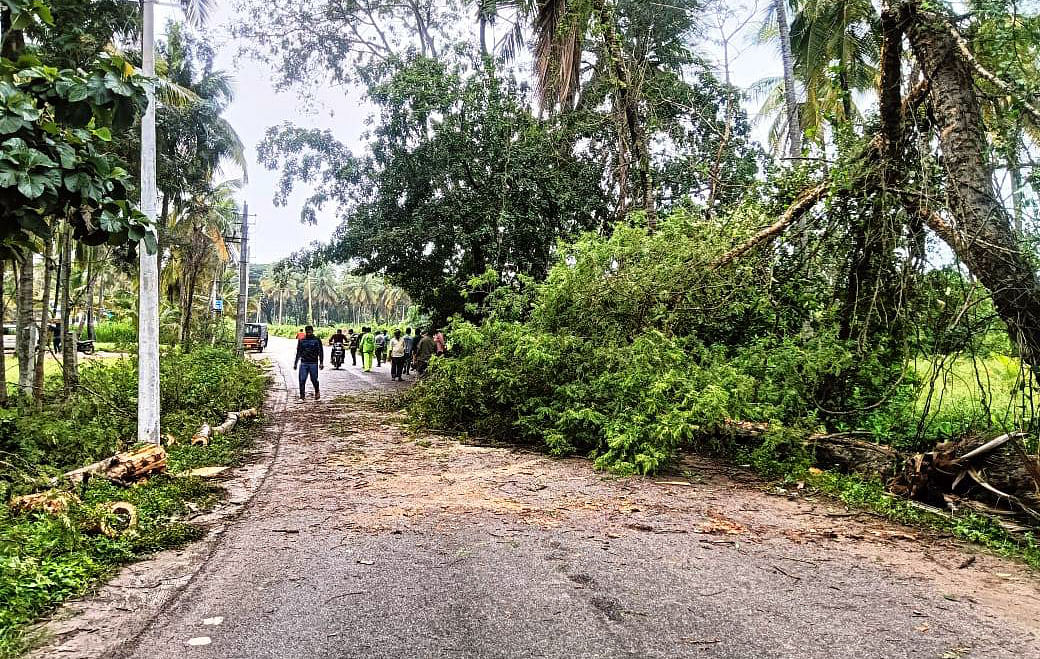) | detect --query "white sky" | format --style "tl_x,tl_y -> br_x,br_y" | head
157,1 -> 782,264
